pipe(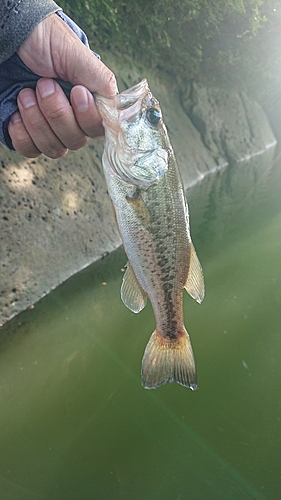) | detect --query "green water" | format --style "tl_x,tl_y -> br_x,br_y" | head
0,152 -> 280,500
